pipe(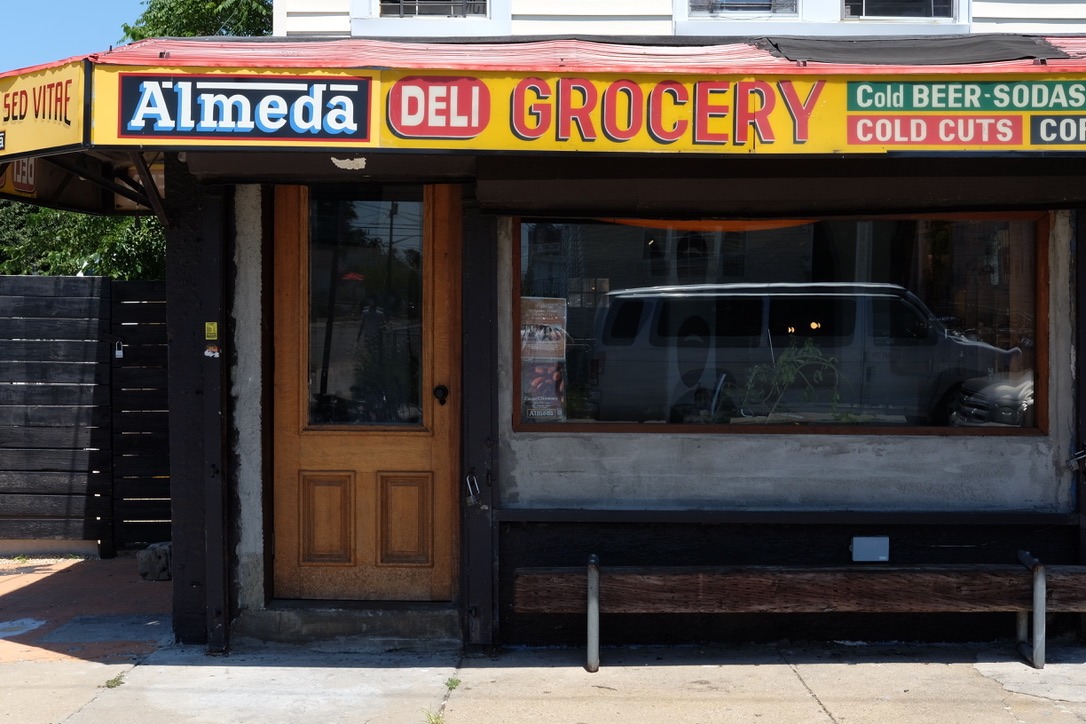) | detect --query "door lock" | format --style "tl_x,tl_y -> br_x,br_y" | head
433,384 -> 449,405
